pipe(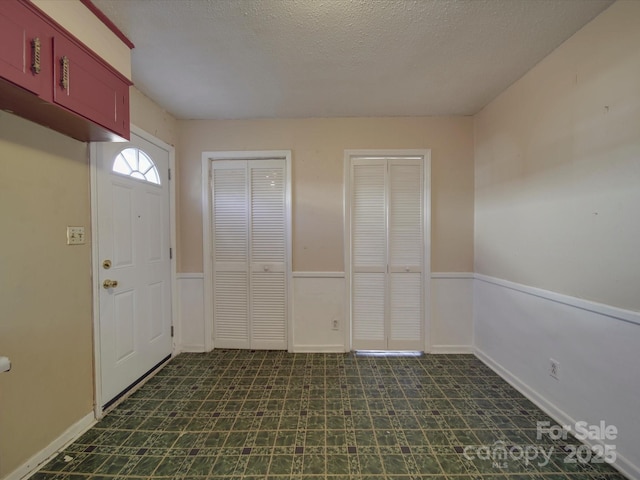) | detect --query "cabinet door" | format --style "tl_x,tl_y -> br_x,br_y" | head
53,34 -> 129,138
0,0 -> 49,96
